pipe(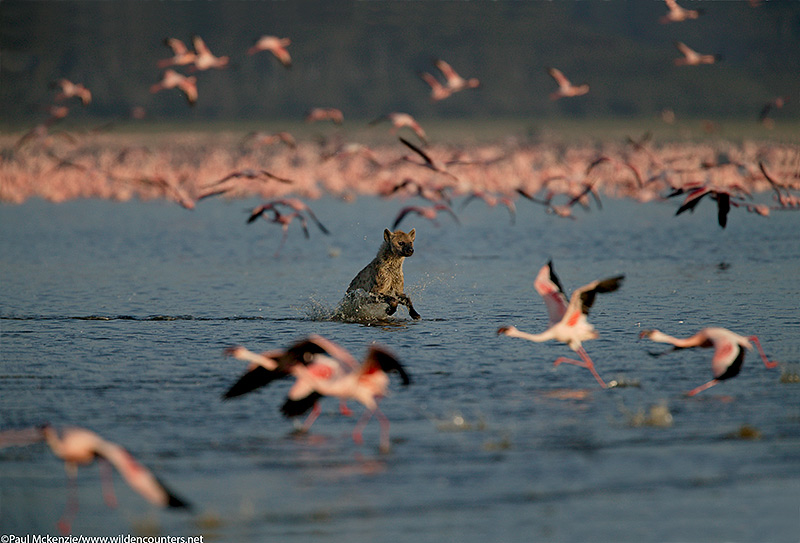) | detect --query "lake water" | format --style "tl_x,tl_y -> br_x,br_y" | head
1,194 -> 799,542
